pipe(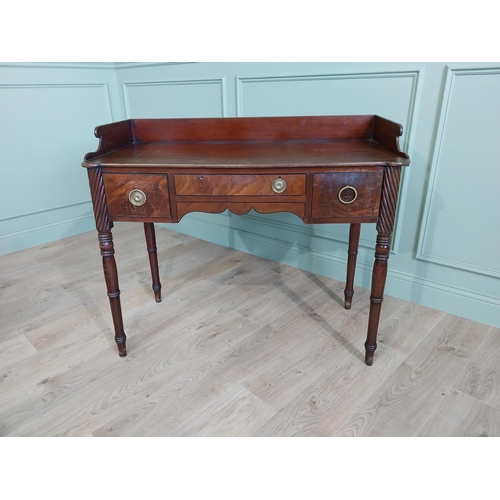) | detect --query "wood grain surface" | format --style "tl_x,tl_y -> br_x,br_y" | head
1,225 -> 497,436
